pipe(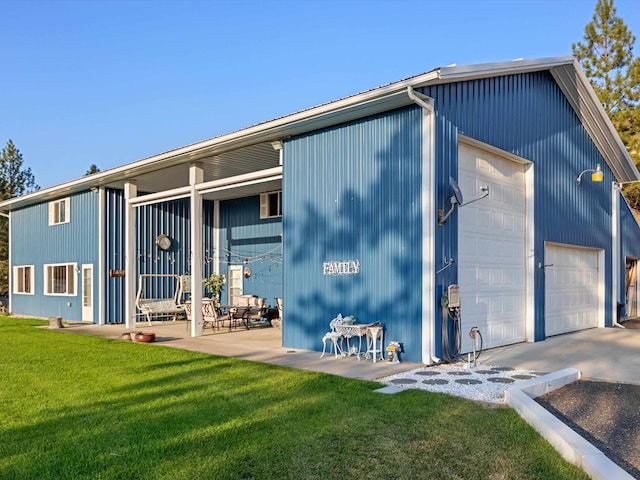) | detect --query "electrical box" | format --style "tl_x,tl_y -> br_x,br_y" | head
447,284 -> 460,309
